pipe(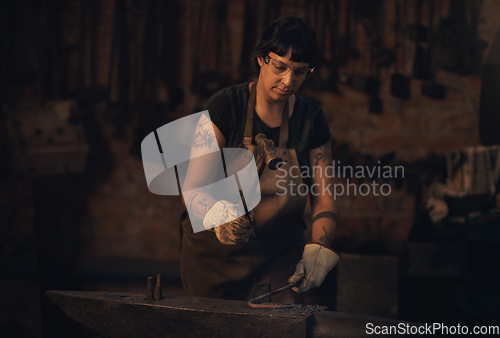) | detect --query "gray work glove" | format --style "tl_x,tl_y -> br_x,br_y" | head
288,243 -> 340,292
202,200 -> 254,245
